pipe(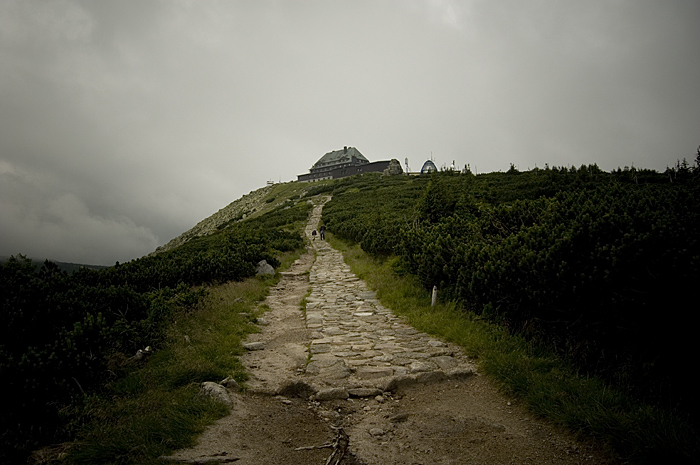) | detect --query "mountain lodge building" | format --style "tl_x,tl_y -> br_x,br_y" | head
297,146 -> 395,182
